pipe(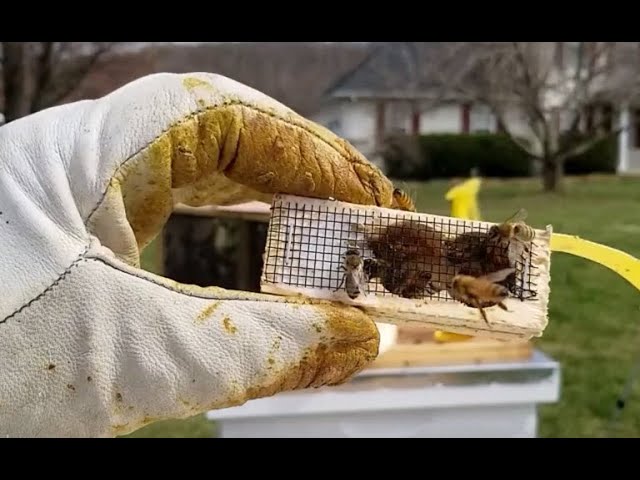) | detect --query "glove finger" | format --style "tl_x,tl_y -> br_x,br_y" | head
85,73 -> 395,261
0,242 -> 379,438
